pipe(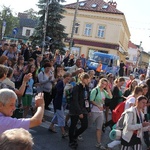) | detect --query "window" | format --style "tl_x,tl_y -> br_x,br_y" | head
84,24 -> 92,36
102,4 -> 108,9
74,23 -> 80,34
79,2 -> 86,7
88,49 -> 108,59
91,4 -> 97,8
25,29 -> 30,36
97,25 -> 105,38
